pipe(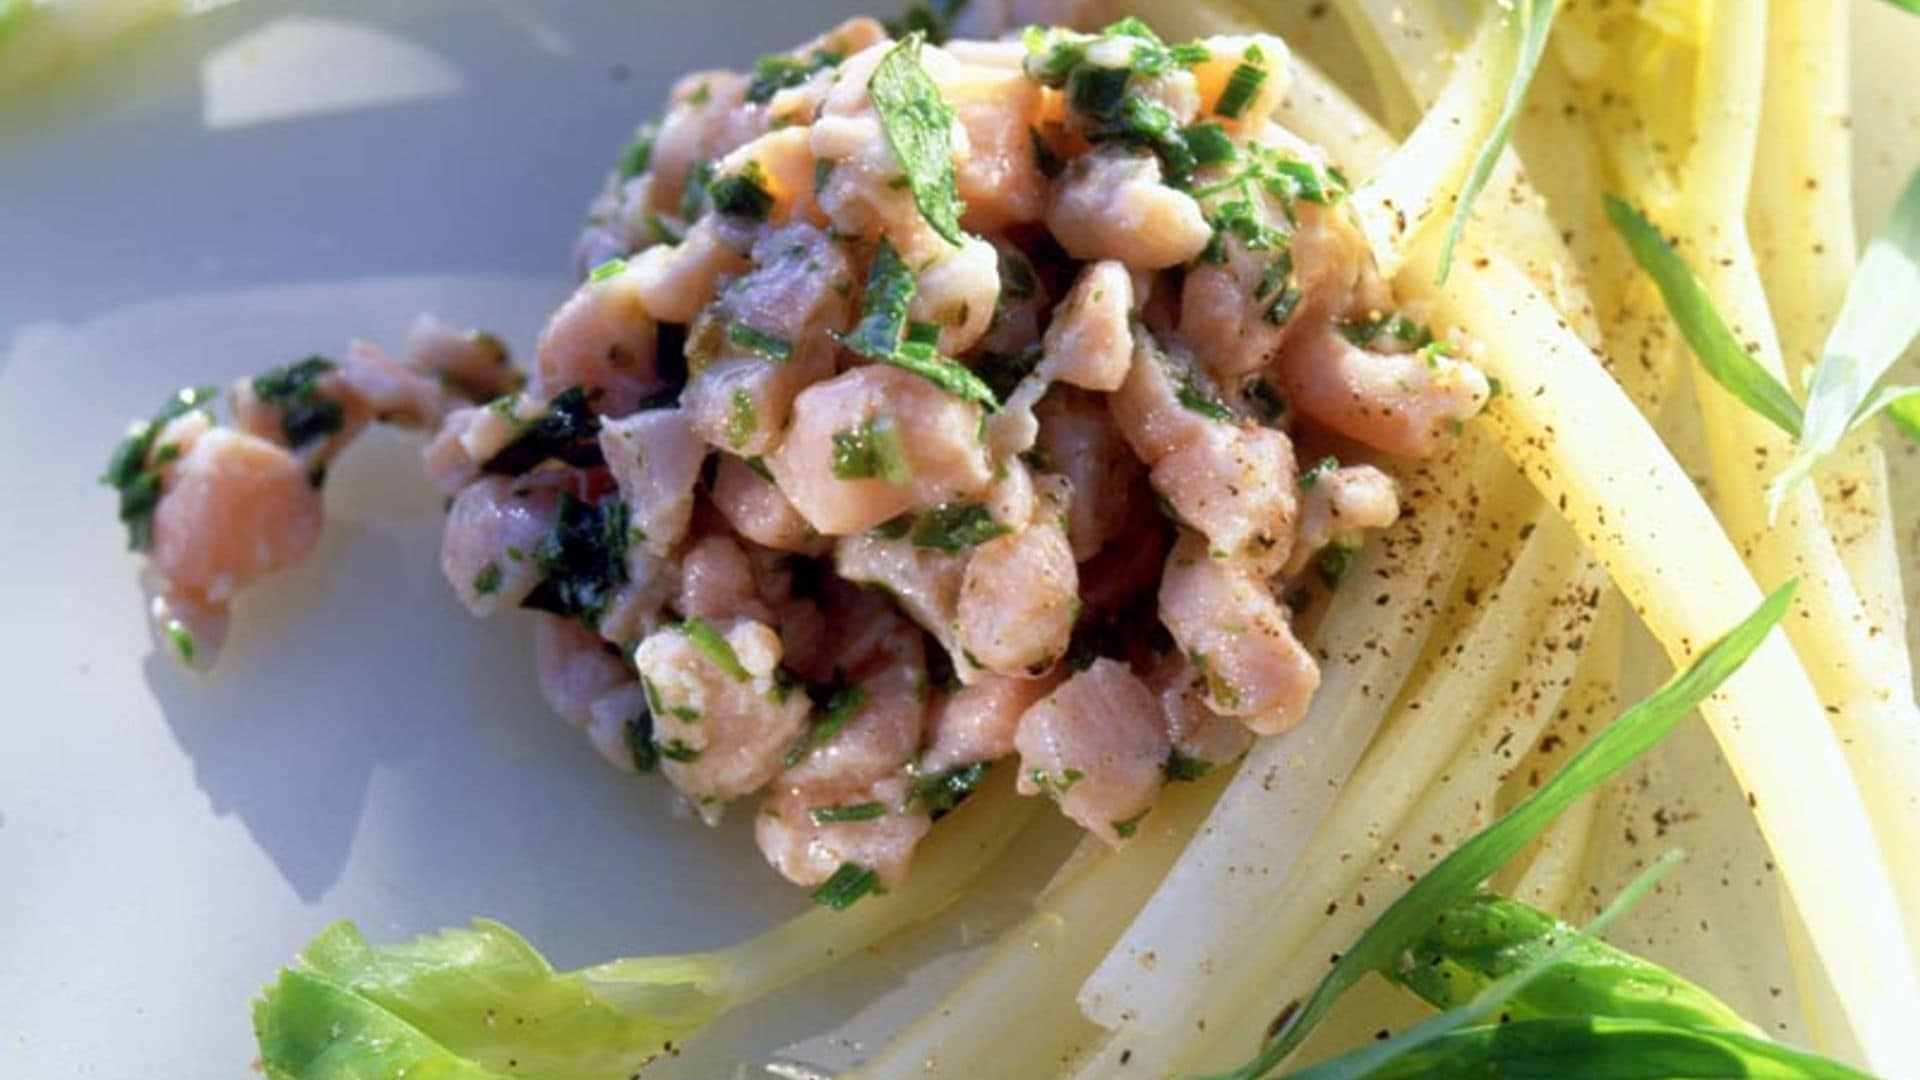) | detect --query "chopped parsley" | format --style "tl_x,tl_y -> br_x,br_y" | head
481,386 -> 603,475
869,33 -> 967,245
1111,808 -> 1151,839
1214,53 -> 1268,119
252,356 -> 345,453
727,322 -> 793,363
726,388 -> 758,450
809,802 -> 886,825
785,684 -> 868,766
102,385 -> 217,551
472,562 -> 503,597
625,706 -> 657,772
679,160 -> 714,220
1339,311 -> 1434,350
615,124 -> 656,181
910,501 -> 1012,553
1021,20 -> 1217,185
1317,540 -> 1359,588
745,48 -> 842,104
520,492 -> 631,625
835,240 -> 998,407
679,617 -> 748,680
811,861 -> 887,910
659,739 -> 702,763
1299,456 -> 1340,490
1030,767 -> 1085,800
708,160 -> 775,221
885,0 -> 968,44
831,416 -> 913,484
910,761 -> 988,815
163,618 -> 196,666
